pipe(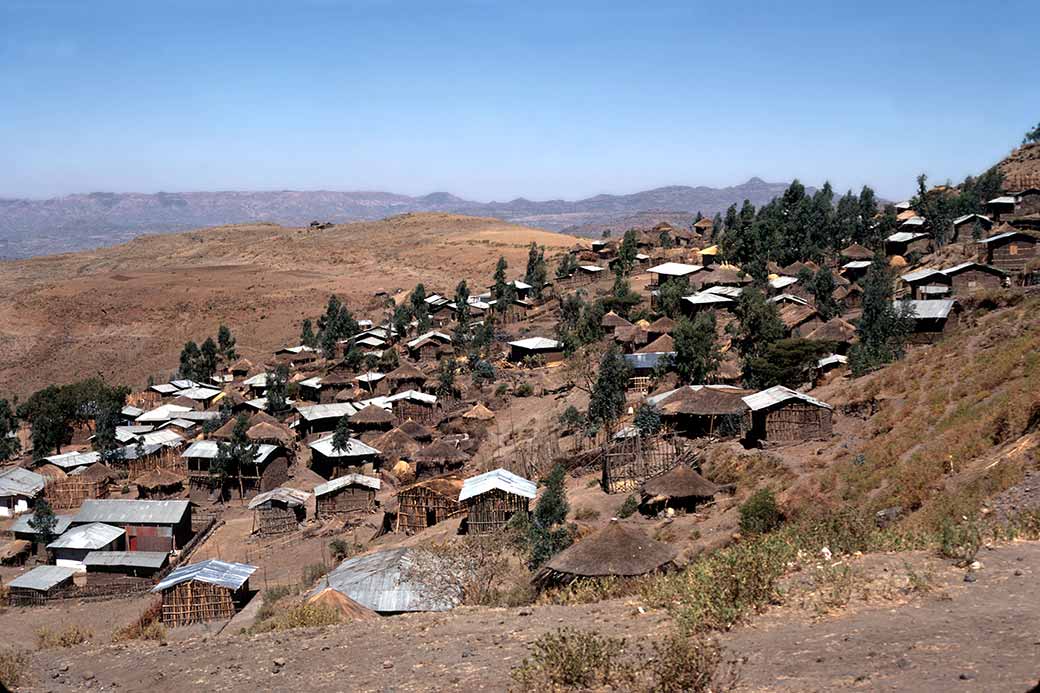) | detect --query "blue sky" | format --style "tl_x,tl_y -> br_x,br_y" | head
2,0 -> 1037,201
